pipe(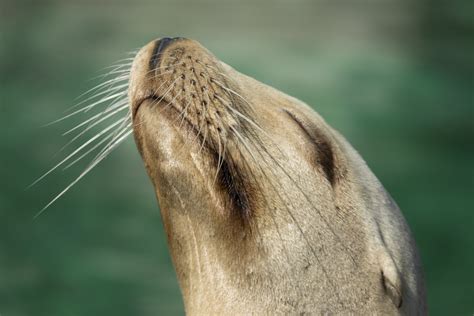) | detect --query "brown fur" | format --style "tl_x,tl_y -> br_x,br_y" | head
129,38 -> 427,315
